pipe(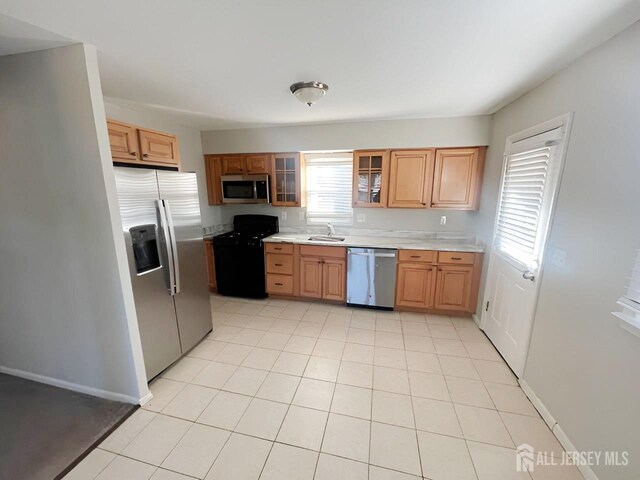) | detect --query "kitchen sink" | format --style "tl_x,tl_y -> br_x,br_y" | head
308,235 -> 345,242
